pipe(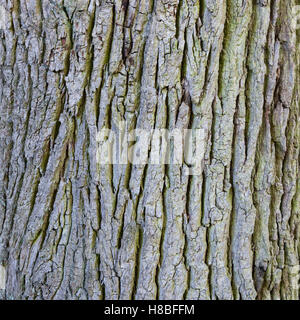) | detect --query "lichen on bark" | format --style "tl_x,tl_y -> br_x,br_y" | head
0,0 -> 299,300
